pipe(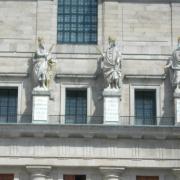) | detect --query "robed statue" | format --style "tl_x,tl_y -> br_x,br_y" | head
97,37 -> 122,89
165,37 -> 180,93
33,37 -> 56,90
